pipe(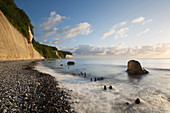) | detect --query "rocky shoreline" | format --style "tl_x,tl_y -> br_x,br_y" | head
0,60 -> 74,112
